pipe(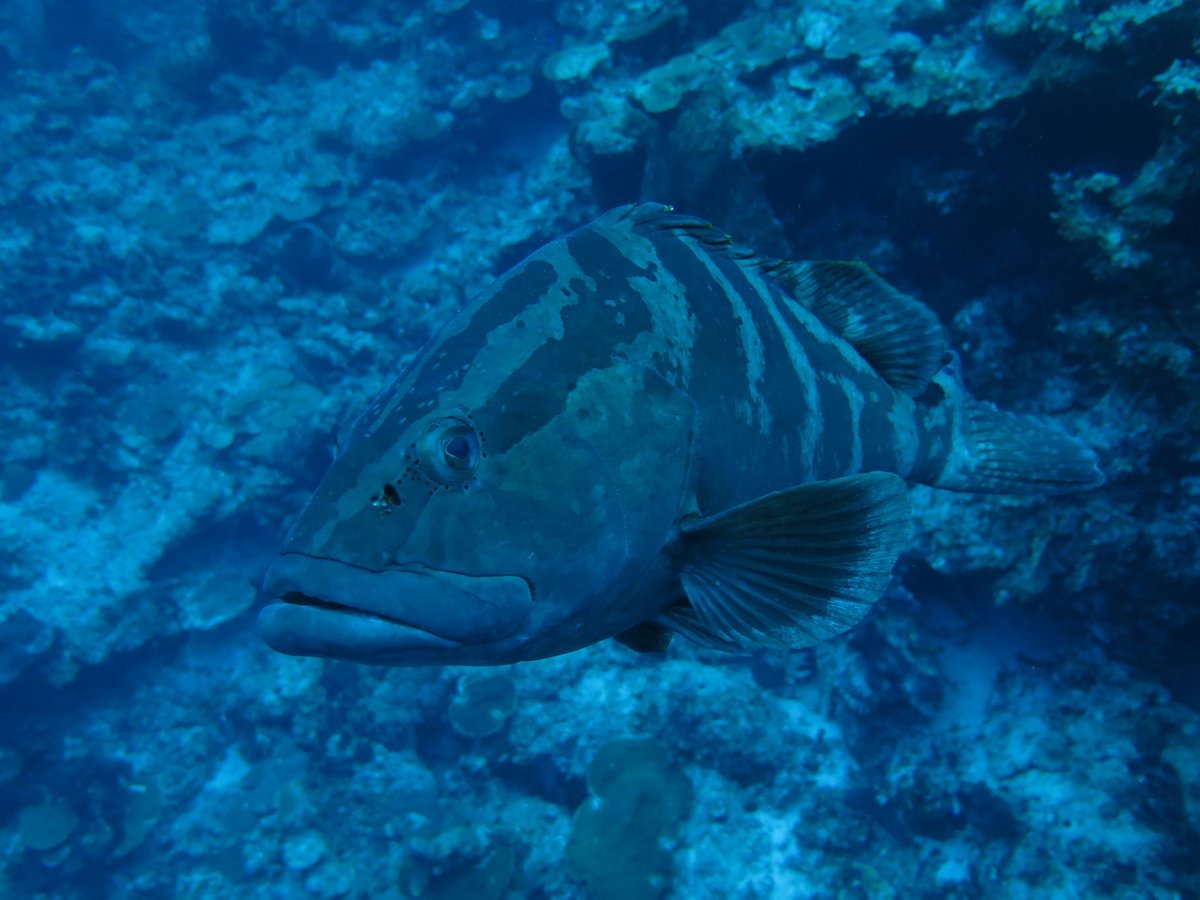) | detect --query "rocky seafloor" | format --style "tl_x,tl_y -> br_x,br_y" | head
1,0 -> 1198,897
